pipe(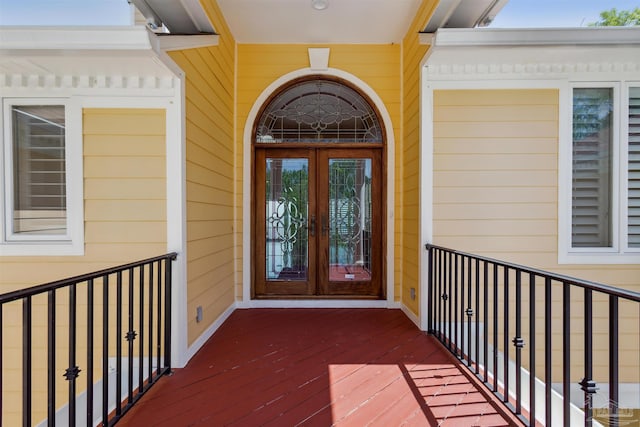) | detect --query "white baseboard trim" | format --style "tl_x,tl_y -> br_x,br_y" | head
185,302 -> 237,364
401,304 -> 421,329
237,299 -> 401,309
